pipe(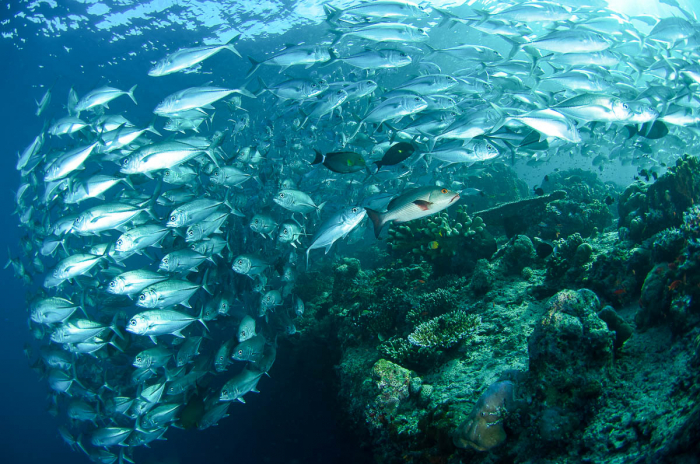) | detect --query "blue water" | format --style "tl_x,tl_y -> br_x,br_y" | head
3,0 -> 698,462
0,2 -> 371,462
